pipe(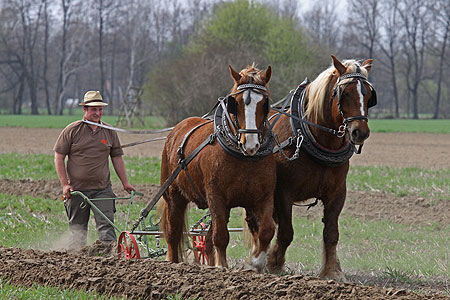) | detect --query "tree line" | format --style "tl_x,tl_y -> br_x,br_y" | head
0,0 -> 448,123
